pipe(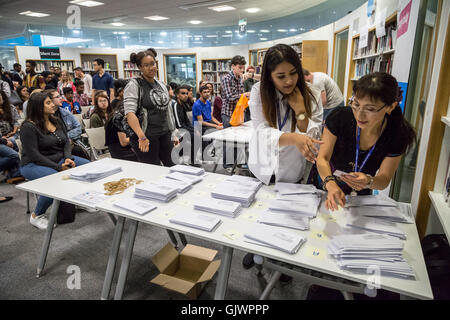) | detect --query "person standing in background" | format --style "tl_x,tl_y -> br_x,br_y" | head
243,65 -> 258,122
303,69 -> 344,120
185,85 -> 194,112
74,67 -> 93,98
92,58 -> 115,101
57,71 -> 76,96
24,60 -> 45,91
12,63 -> 25,86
